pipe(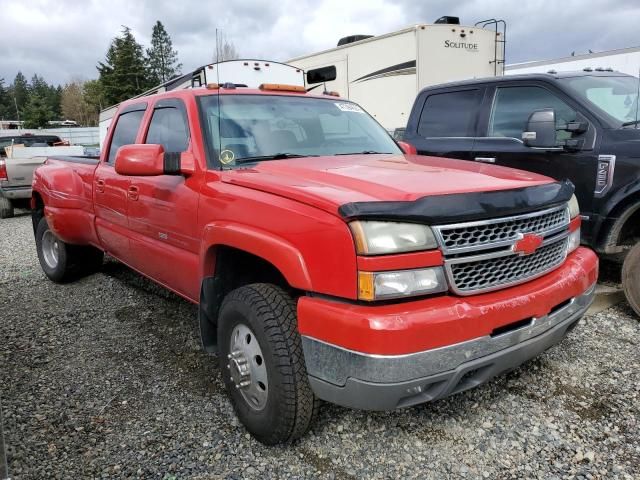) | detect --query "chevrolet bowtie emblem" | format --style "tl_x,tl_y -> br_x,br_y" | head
512,233 -> 544,256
